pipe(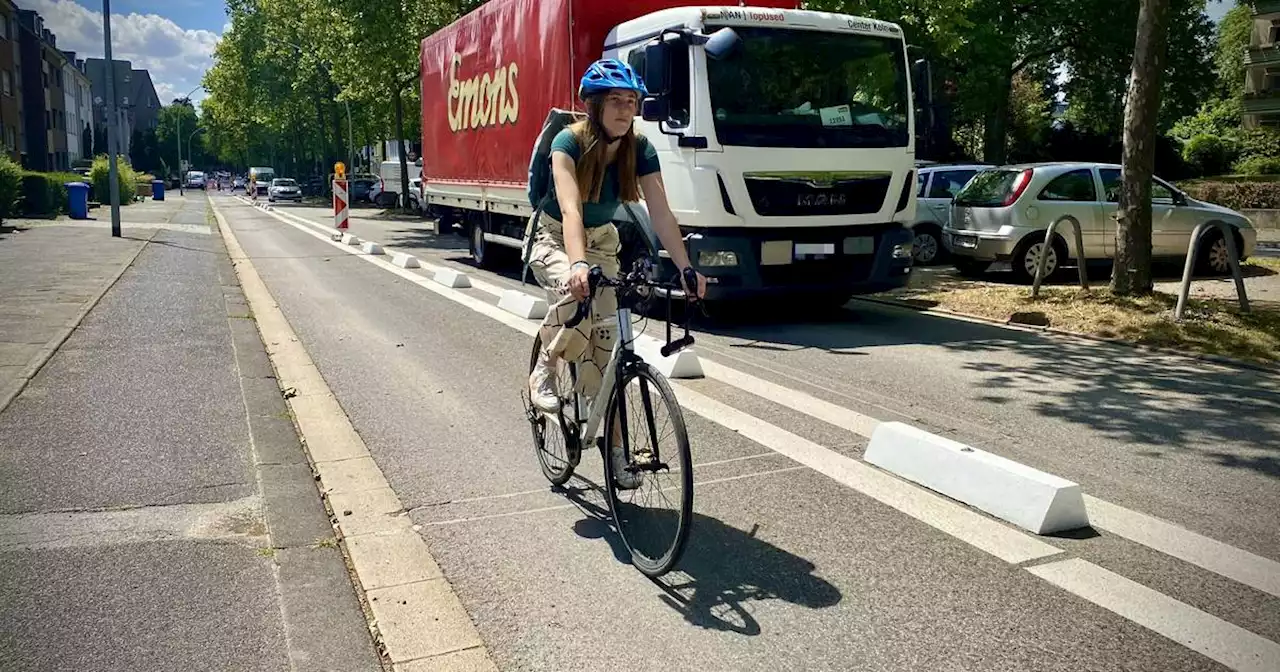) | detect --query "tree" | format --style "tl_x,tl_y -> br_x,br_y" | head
1213,3 -> 1252,97
1112,0 -> 1172,296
